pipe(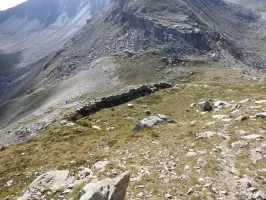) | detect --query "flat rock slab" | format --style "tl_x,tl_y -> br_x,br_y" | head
255,100 -> 266,104
212,115 -> 229,119
133,114 -> 168,131
256,112 -> 266,118
241,134 -> 263,140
